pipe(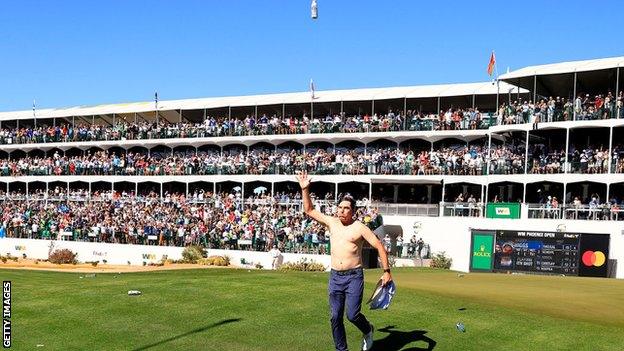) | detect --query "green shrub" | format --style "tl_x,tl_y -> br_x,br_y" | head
279,258 -> 326,272
198,255 -> 230,266
181,245 -> 205,263
48,249 -> 78,265
430,251 -> 452,269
